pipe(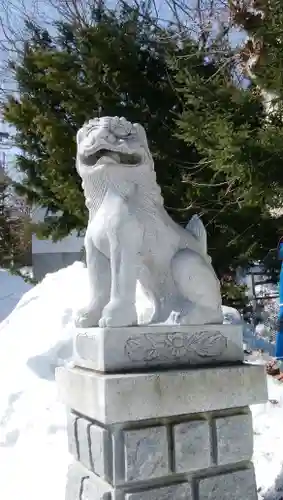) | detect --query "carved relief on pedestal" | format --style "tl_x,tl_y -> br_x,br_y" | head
125,330 -> 227,364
